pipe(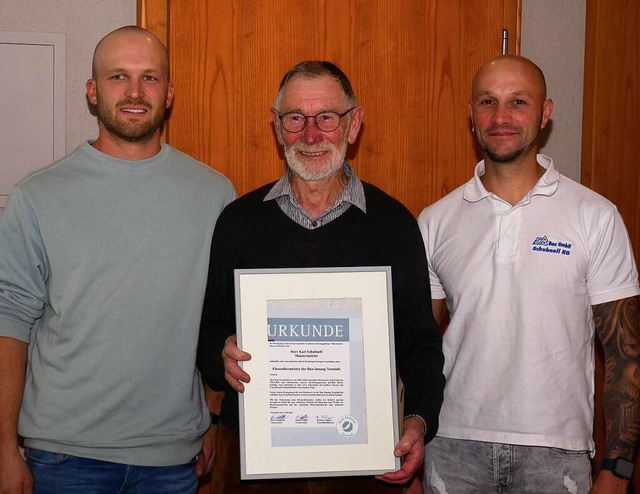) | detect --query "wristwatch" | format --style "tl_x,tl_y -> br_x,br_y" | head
209,412 -> 220,426
601,457 -> 635,480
